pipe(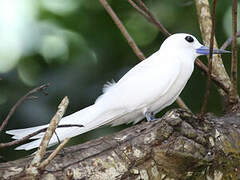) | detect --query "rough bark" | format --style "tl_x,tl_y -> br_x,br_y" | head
1,109 -> 240,179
